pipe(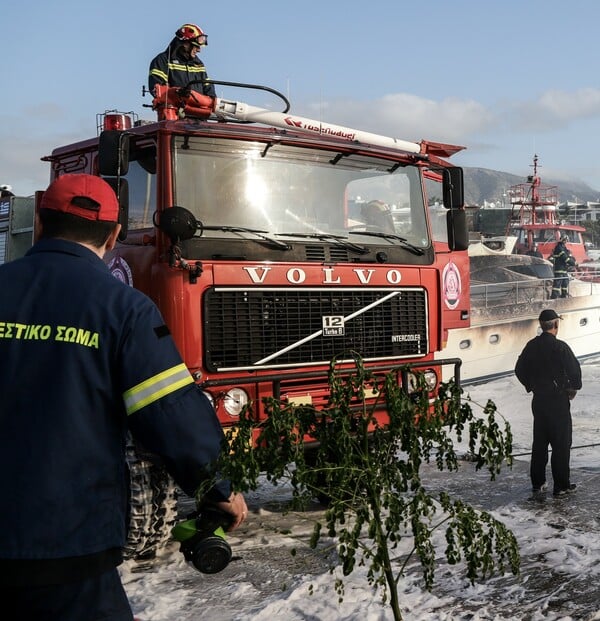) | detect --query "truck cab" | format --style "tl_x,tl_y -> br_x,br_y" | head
41,85 -> 470,434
